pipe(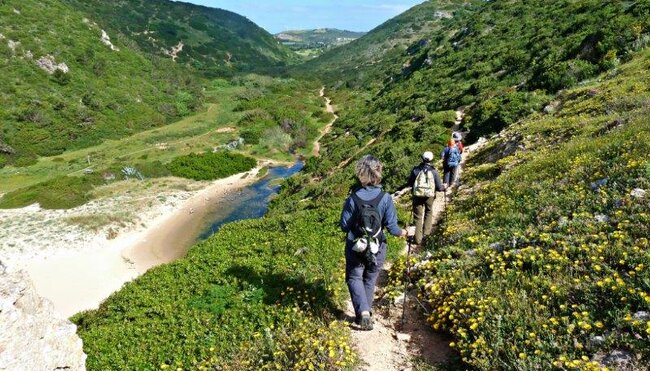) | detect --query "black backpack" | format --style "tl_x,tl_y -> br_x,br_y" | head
351,191 -> 385,242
